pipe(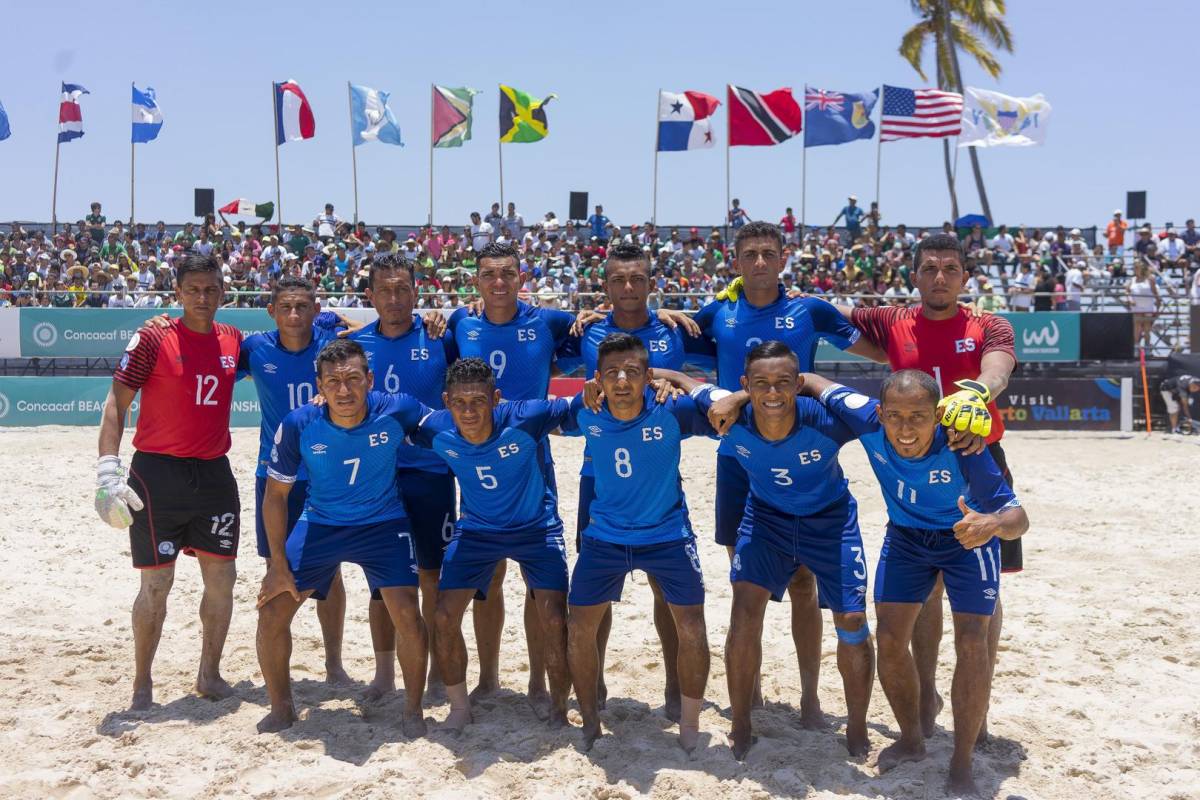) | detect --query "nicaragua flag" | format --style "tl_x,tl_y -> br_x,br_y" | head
58,82 -> 88,144
657,90 -> 720,151
350,84 -> 403,147
274,80 -> 315,145
131,84 -> 163,143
